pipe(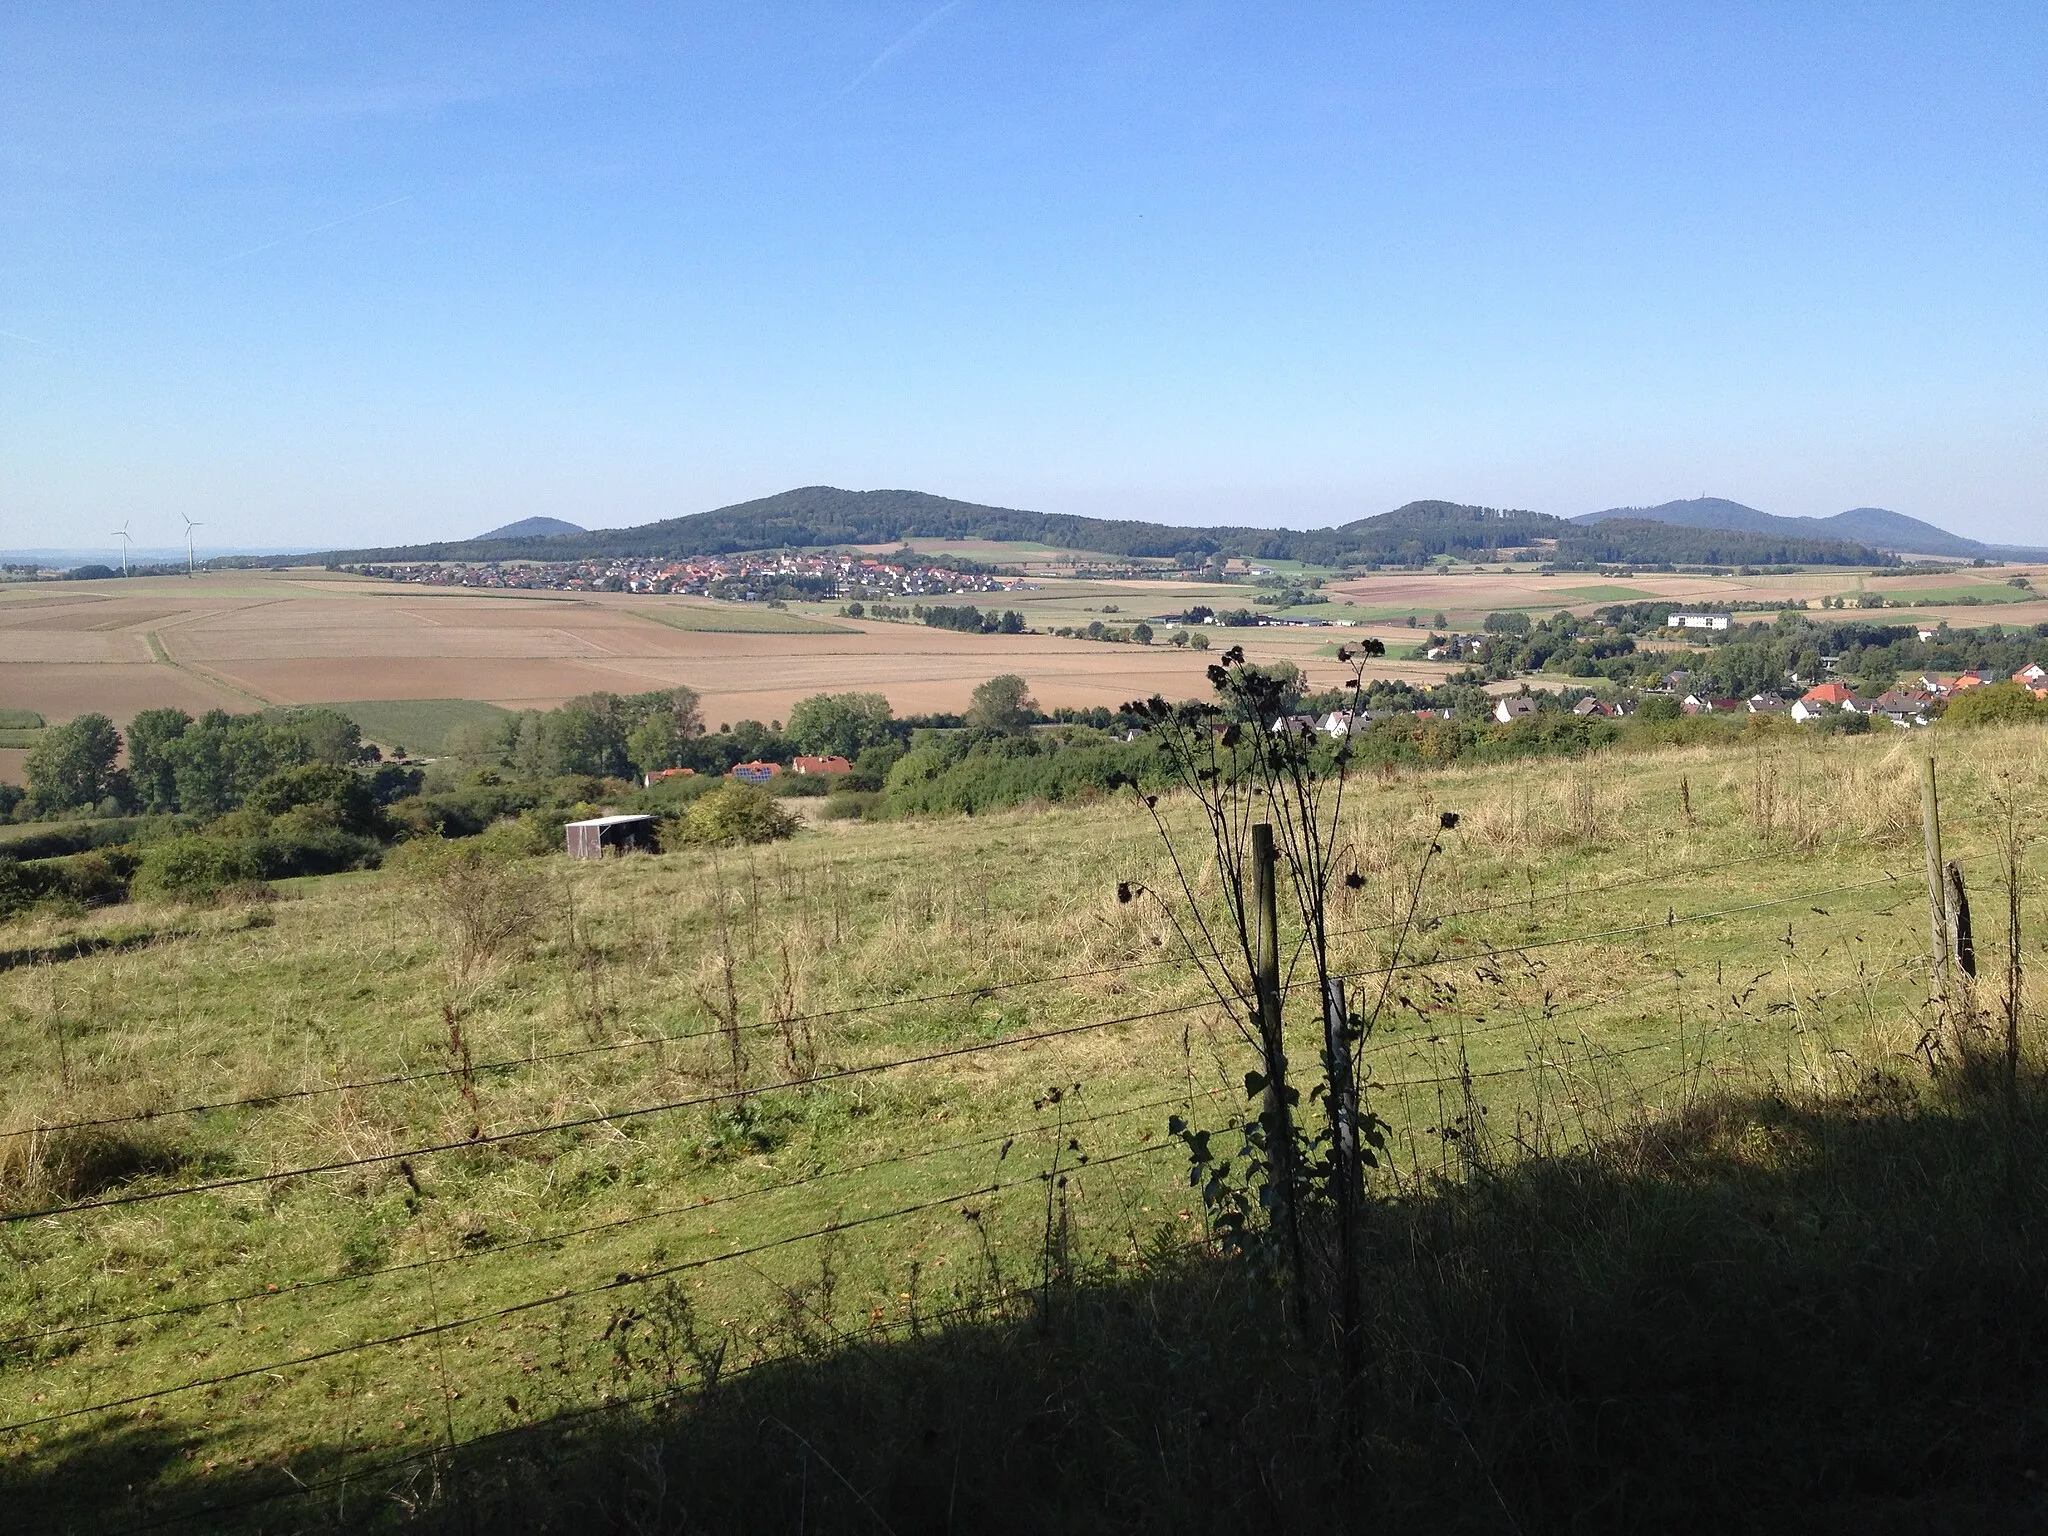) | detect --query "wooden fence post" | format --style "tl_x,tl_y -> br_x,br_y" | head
1250,823 -> 1308,1327
1945,860 -> 1976,980
1324,975 -> 1360,1371
1920,754 -> 1950,1012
